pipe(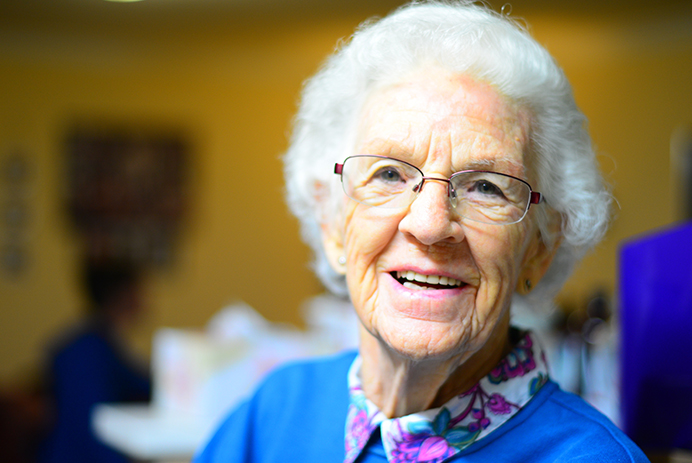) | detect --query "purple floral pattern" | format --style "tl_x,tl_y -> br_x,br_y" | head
345,331 -> 549,463
488,334 -> 537,384
487,393 -> 513,415
345,407 -> 374,456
